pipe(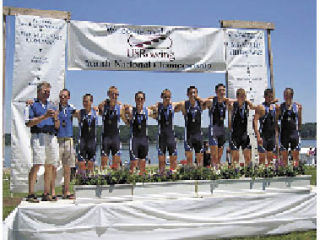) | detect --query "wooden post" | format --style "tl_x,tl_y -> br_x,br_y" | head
267,29 -> 275,97
2,13 -> 6,164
